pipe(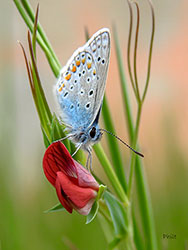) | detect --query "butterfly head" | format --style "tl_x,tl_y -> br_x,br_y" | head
70,124 -> 102,151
